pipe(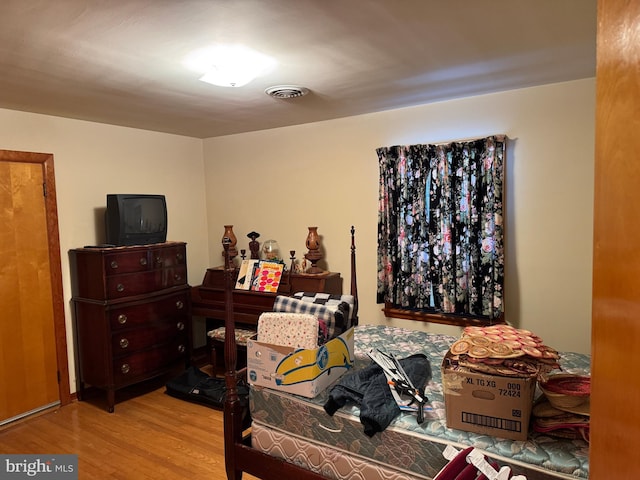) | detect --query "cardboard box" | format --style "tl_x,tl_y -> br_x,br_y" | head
441,352 -> 536,441
246,327 -> 355,398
